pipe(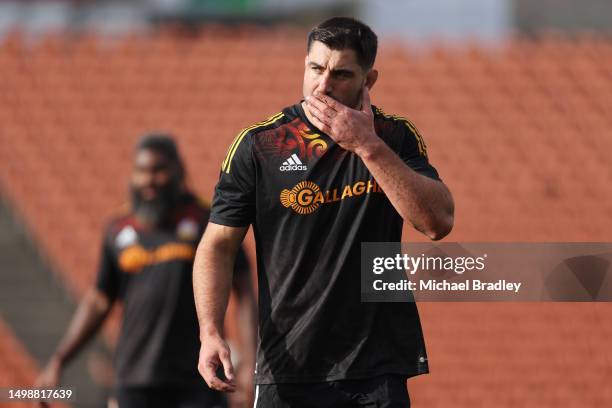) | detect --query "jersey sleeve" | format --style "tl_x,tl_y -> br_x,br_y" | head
95,234 -> 122,300
394,119 -> 441,181
210,132 -> 256,227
